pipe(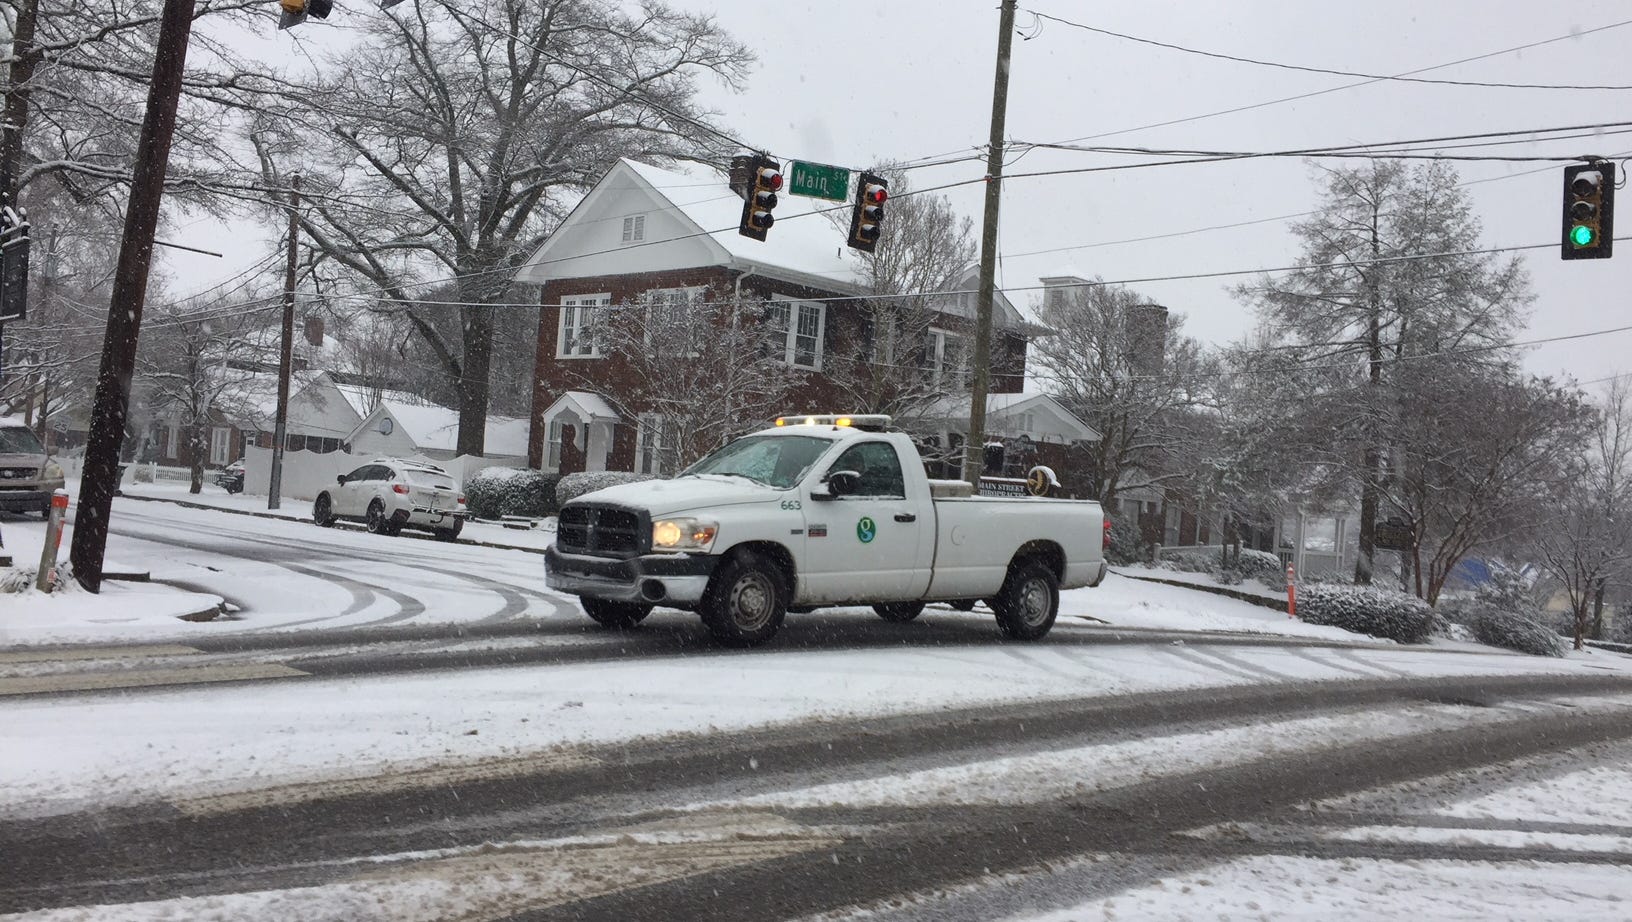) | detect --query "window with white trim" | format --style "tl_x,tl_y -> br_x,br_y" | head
210,427 -> 231,465
621,214 -> 645,243
557,293 -> 609,358
645,286 -> 705,356
923,327 -> 968,388
635,413 -> 667,476
546,419 -> 564,470
766,295 -> 825,370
